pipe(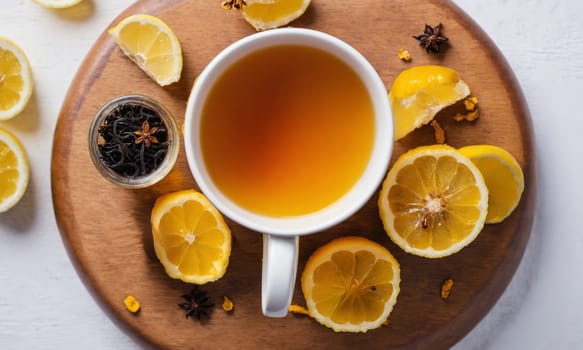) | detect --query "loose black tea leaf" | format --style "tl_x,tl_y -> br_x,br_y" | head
97,103 -> 169,178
